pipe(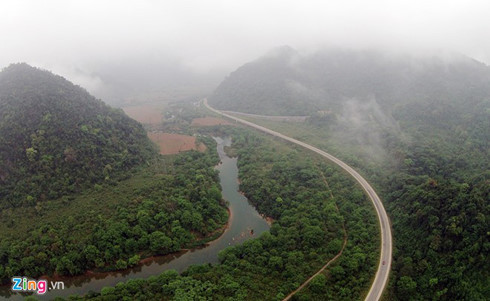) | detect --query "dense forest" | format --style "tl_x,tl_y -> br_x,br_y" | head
64,126 -> 379,300
211,48 -> 490,299
0,65 -> 231,289
0,63 -> 155,209
2,50 -> 488,300
0,136 -> 228,286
